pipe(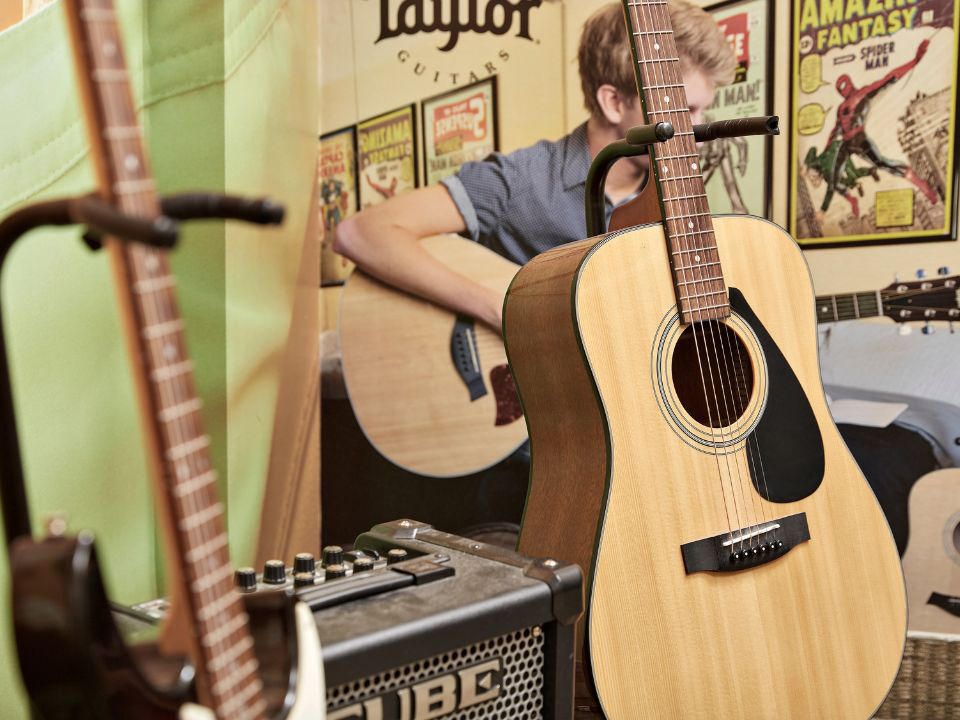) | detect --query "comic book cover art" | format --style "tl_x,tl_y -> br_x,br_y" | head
703,0 -> 772,216
790,0 -> 959,246
357,105 -> 418,209
319,126 -> 358,284
422,78 -> 498,185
